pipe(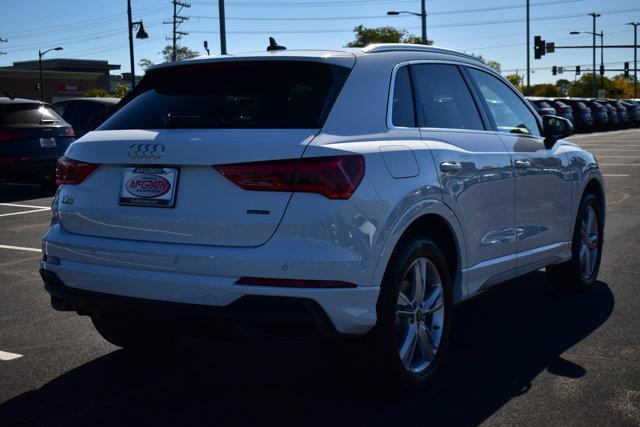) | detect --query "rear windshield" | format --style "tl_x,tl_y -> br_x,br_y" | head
100,61 -> 350,130
572,101 -> 587,109
0,104 -> 64,126
536,101 -> 552,109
